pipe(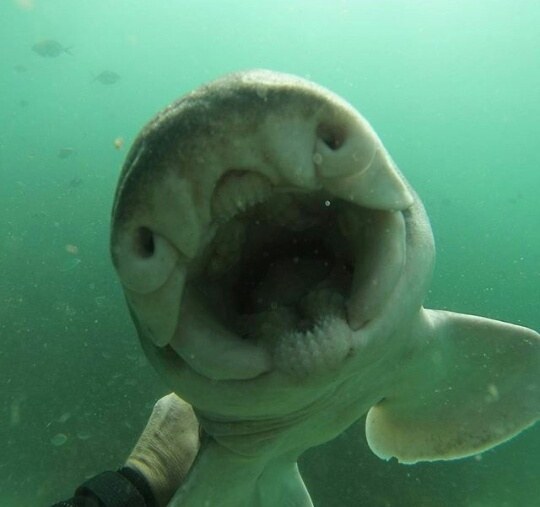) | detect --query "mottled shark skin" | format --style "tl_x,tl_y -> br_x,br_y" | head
110,70 -> 540,507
